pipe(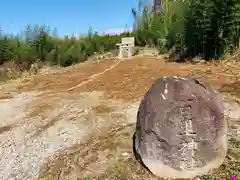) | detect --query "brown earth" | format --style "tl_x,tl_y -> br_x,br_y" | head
13,55 -> 240,100
0,55 -> 240,180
